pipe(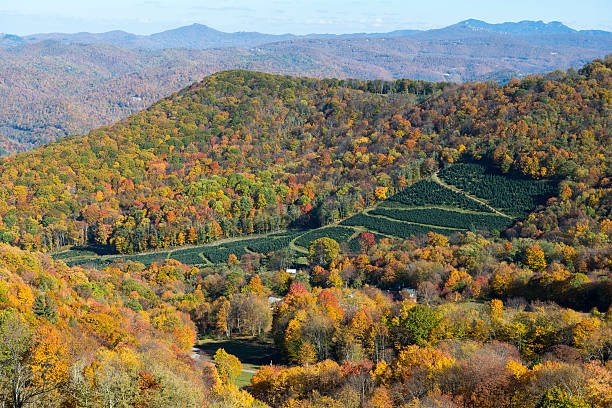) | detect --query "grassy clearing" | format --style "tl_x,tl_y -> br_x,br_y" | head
197,338 -> 283,366
236,363 -> 261,388
196,338 -> 283,388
